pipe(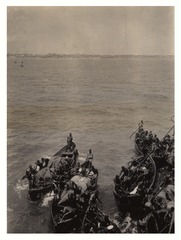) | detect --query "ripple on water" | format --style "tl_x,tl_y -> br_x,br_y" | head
7,56 -> 174,232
